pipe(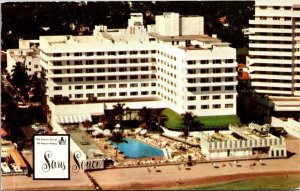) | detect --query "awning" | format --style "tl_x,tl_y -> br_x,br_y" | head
56,114 -> 92,124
